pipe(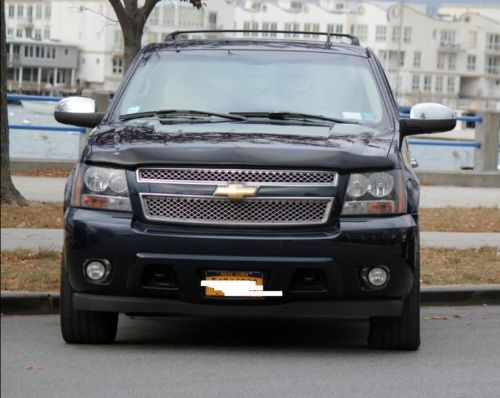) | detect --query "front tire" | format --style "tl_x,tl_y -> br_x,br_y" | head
368,233 -> 421,350
60,265 -> 118,344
